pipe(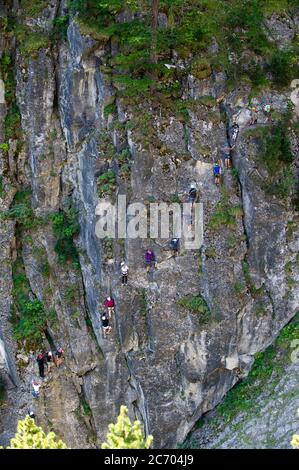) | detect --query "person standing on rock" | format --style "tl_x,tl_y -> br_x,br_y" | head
230,122 -> 239,145
223,145 -> 234,169
31,380 -> 41,398
188,185 -> 197,205
213,162 -> 222,185
104,296 -> 115,318
101,313 -> 112,338
36,352 -> 45,378
145,249 -> 156,273
170,238 -> 179,256
250,106 -> 258,125
45,351 -> 54,373
55,347 -> 65,367
120,261 -> 129,285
